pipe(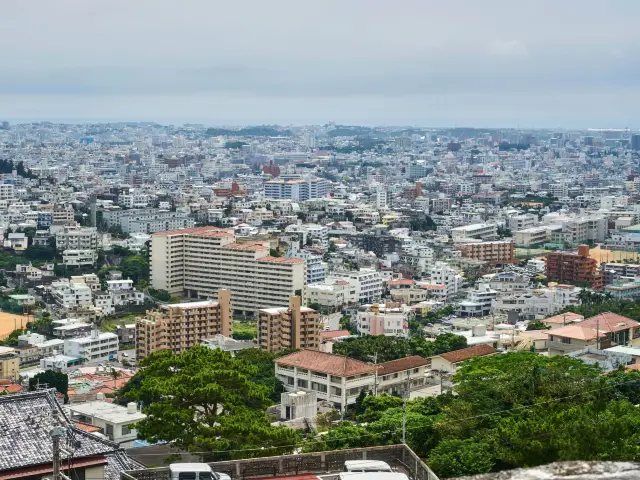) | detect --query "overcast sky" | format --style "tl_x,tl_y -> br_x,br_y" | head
1,0 -> 639,127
